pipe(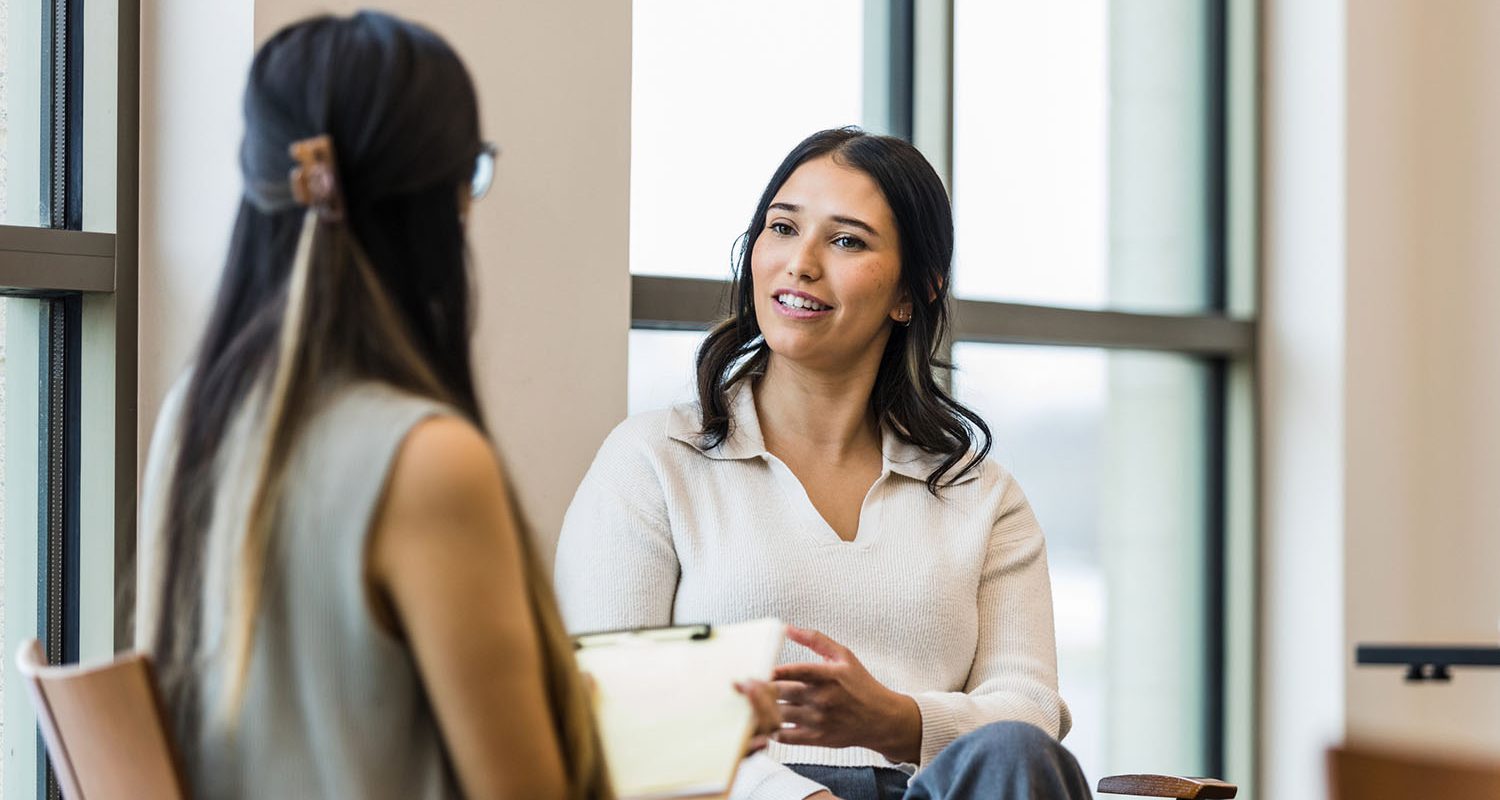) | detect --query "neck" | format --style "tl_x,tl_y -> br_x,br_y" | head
755,350 -> 884,464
